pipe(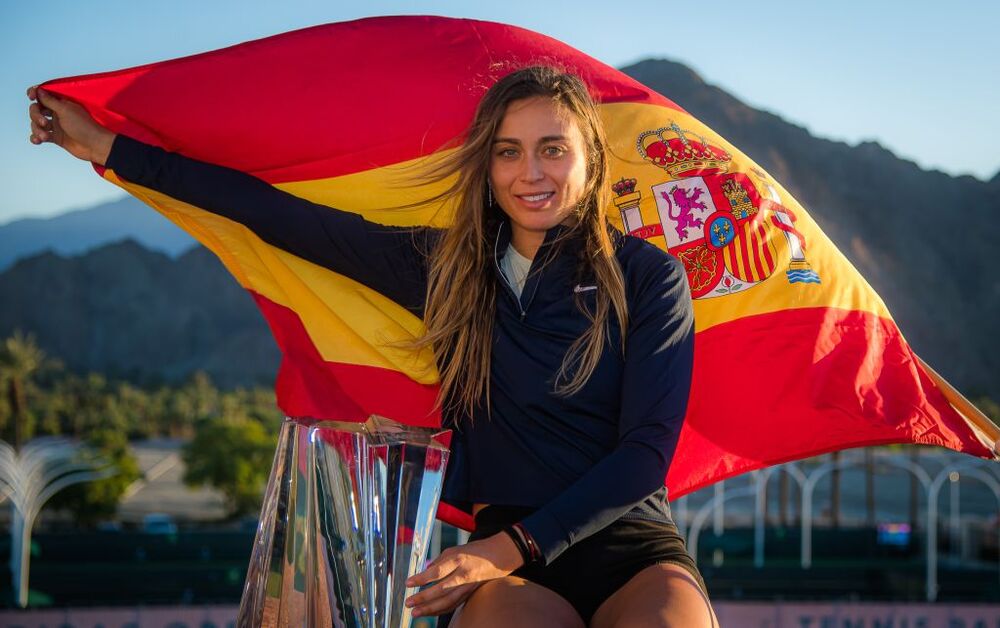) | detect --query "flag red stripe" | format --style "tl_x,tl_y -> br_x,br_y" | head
46,17 -> 681,184
667,307 -> 993,497
250,293 -> 442,427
